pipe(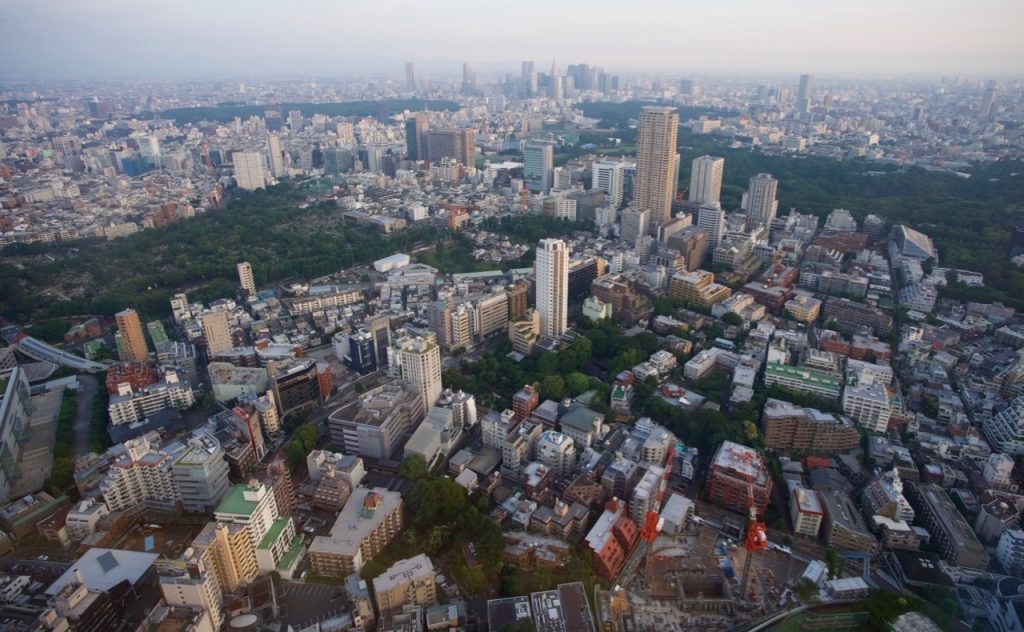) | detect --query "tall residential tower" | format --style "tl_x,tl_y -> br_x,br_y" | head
535,239 -> 569,339
635,107 -> 679,234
